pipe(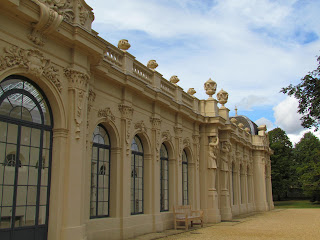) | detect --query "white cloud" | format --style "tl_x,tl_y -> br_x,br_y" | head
255,117 -> 275,131
85,0 -> 320,134
273,96 -> 304,134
